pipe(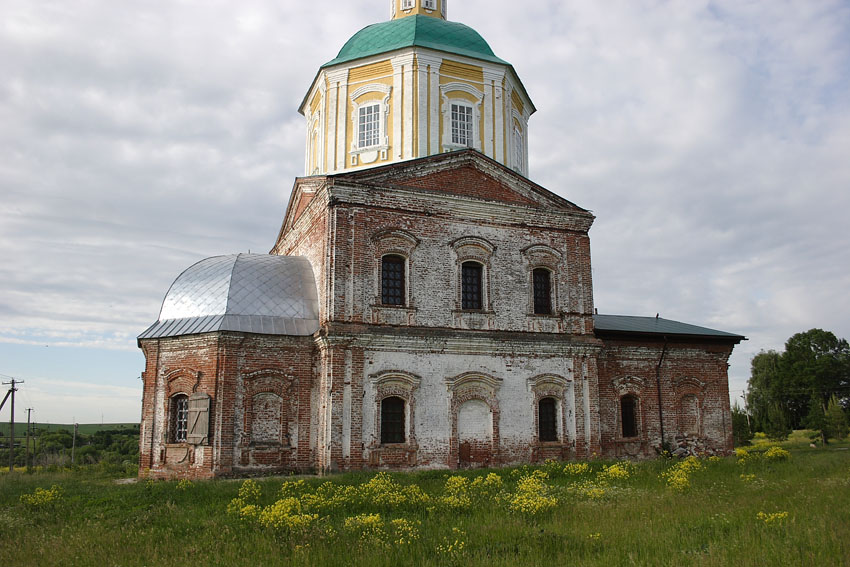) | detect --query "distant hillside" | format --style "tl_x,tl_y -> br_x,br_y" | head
0,423 -> 139,438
